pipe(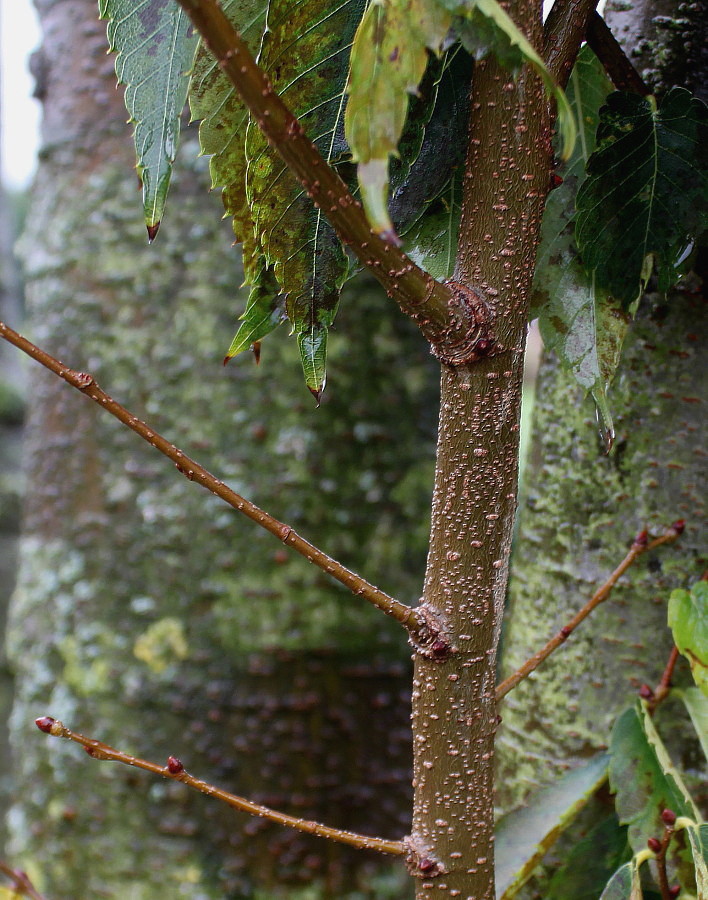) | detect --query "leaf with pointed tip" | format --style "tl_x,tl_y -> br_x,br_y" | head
668,581 -> 708,697
532,47 -> 625,446
576,88 -> 708,306
599,859 -> 644,900
495,753 -> 608,899
547,814 -> 632,900
609,702 -> 699,892
99,0 -> 199,232
224,264 -> 286,361
443,0 -> 576,159
685,823 -> 708,897
189,0 -> 267,284
673,687 -> 708,762
245,0 -> 365,395
345,0 -> 453,237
